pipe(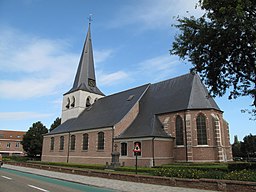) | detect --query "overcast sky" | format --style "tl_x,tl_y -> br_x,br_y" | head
0,0 -> 255,142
